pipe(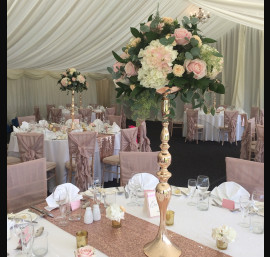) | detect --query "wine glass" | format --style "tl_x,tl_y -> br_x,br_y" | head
187,179 -> 197,206
52,186 -> 69,227
94,192 -> 102,205
239,195 -> 251,228
196,175 -> 210,211
250,191 -> 264,233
